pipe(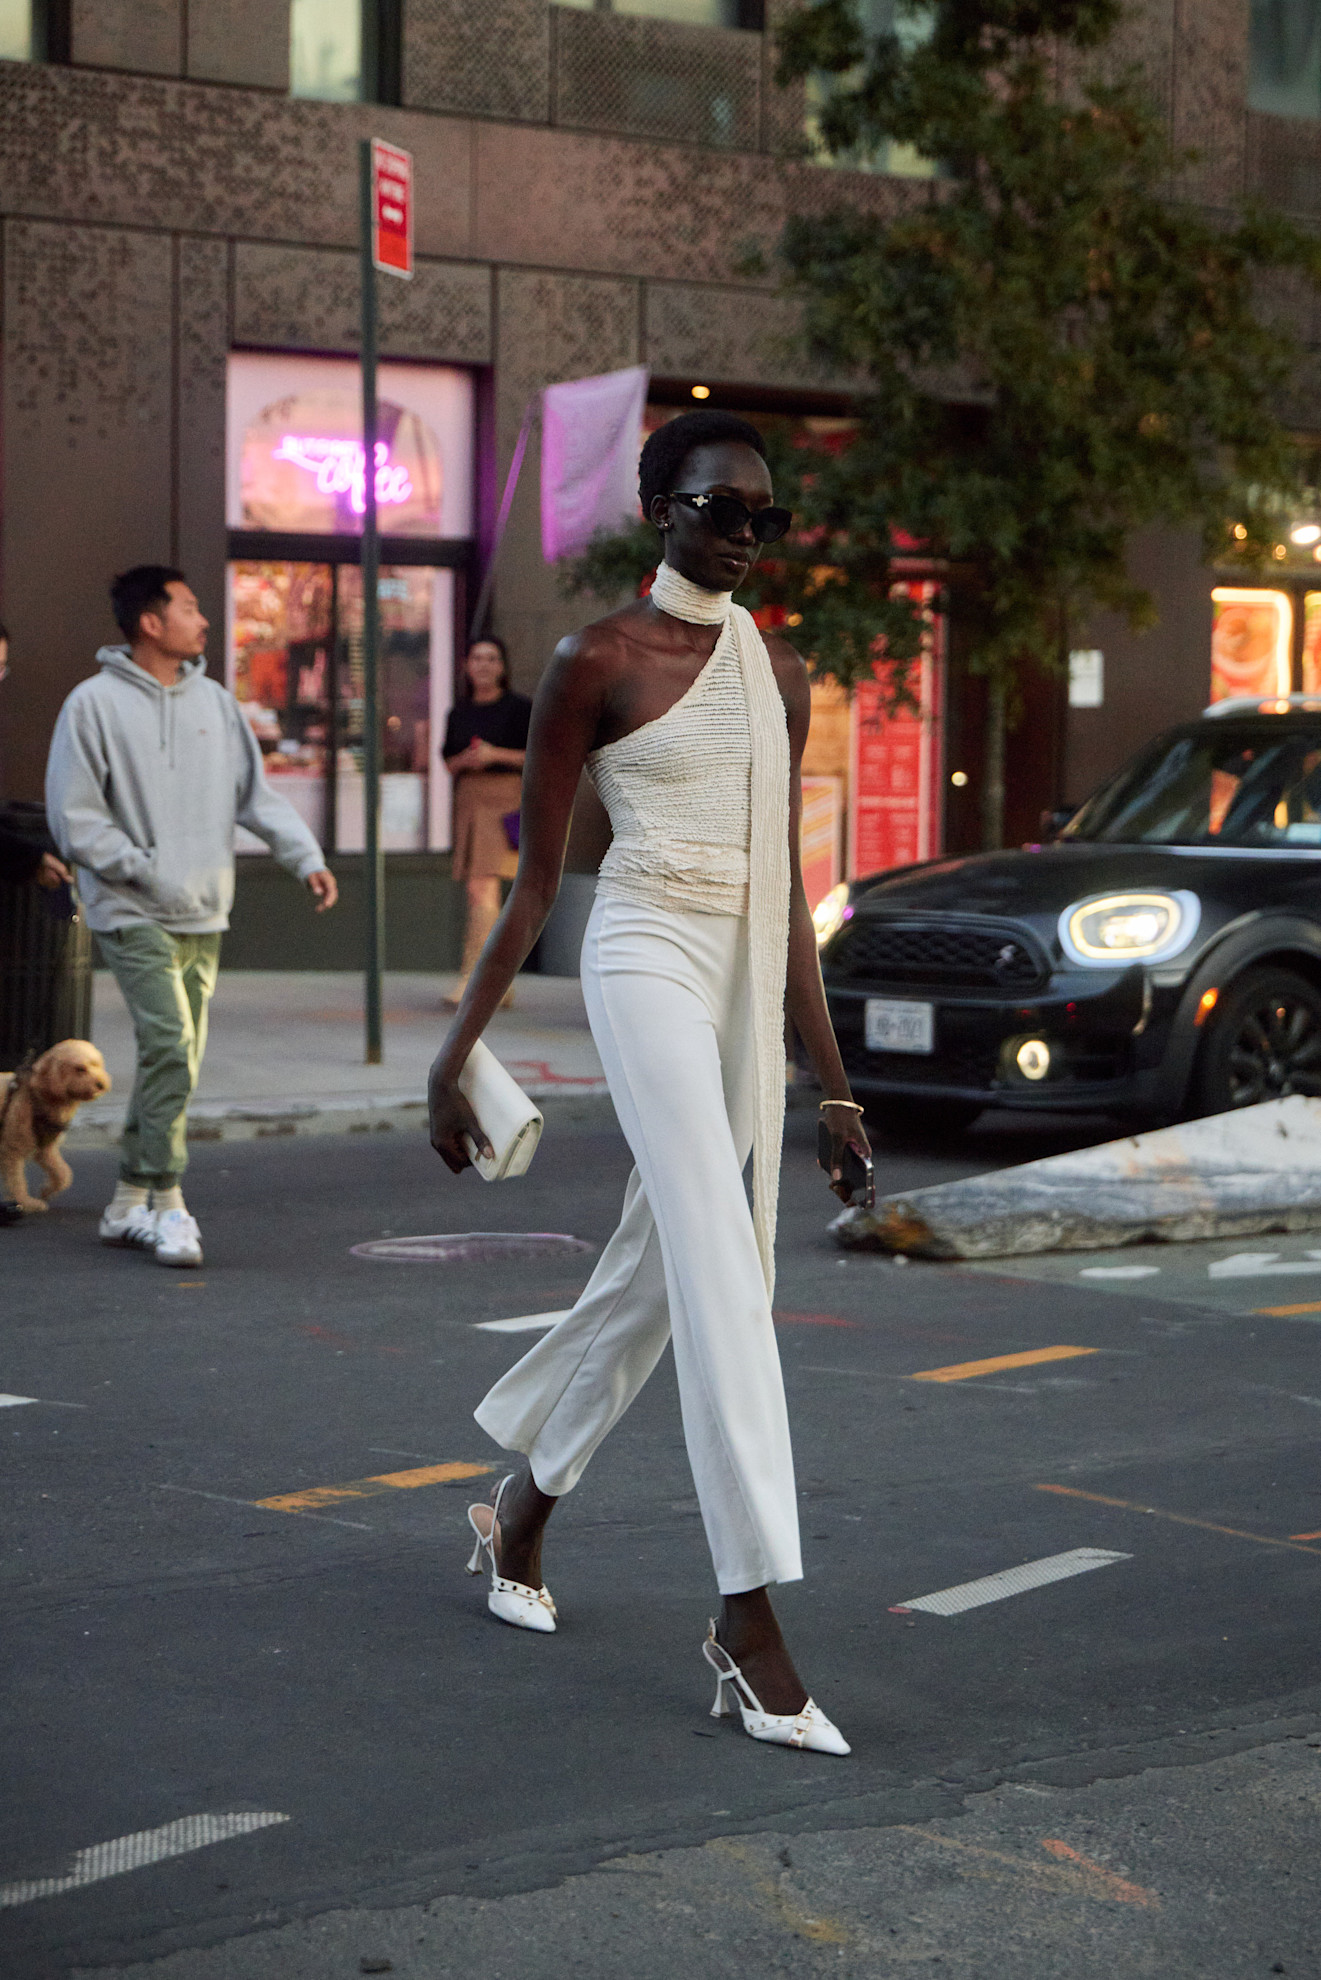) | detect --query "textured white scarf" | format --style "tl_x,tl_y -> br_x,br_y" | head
650,561 -> 790,1295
